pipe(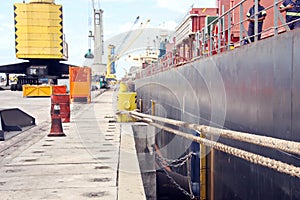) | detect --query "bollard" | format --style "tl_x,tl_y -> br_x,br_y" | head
51,94 -> 70,123
48,104 -> 65,137
138,98 -> 143,113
